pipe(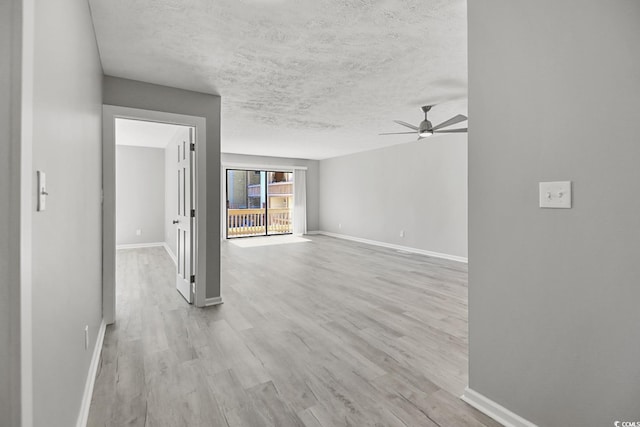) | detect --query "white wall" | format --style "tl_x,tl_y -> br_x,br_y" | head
468,1 -> 640,426
164,127 -> 189,258
318,136 -> 468,259
30,0 -> 103,425
221,153 -> 320,232
116,145 -> 165,245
